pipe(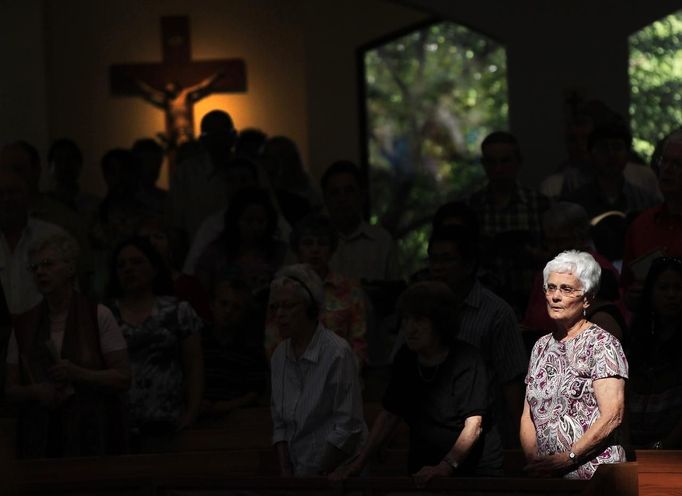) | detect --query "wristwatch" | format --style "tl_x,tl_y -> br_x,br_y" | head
443,454 -> 459,471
